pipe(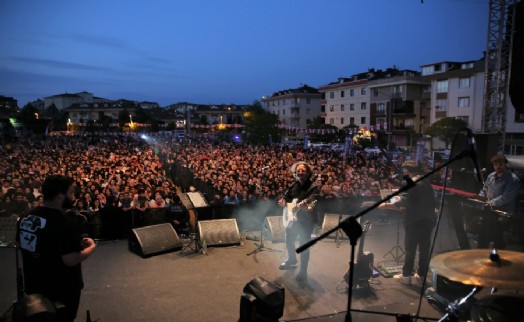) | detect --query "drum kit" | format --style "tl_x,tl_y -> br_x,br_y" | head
429,248 -> 524,322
